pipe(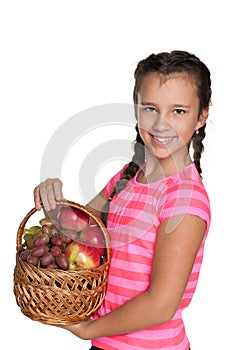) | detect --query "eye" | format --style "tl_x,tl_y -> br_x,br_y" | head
174,109 -> 185,115
141,106 -> 157,113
